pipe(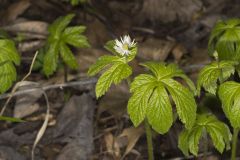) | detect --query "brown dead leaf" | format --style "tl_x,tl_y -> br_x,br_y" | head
117,126 -> 145,158
138,38 -> 175,61
77,48 -> 106,73
172,43 -> 187,63
104,132 -> 121,159
3,21 -> 48,37
18,40 -> 45,52
85,18 -> 111,47
1,0 -> 31,25
139,0 -> 202,23
98,83 -> 129,119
